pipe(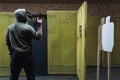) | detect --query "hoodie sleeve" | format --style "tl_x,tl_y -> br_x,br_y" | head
27,25 -> 41,40
6,29 -> 10,45
6,28 -> 13,55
